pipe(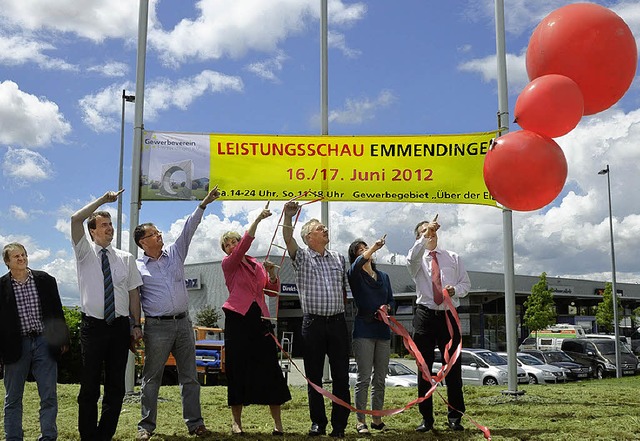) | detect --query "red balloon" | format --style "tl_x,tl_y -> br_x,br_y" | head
483,130 -> 567,211
526,3 -> 637,115
514,74 -> 584,138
